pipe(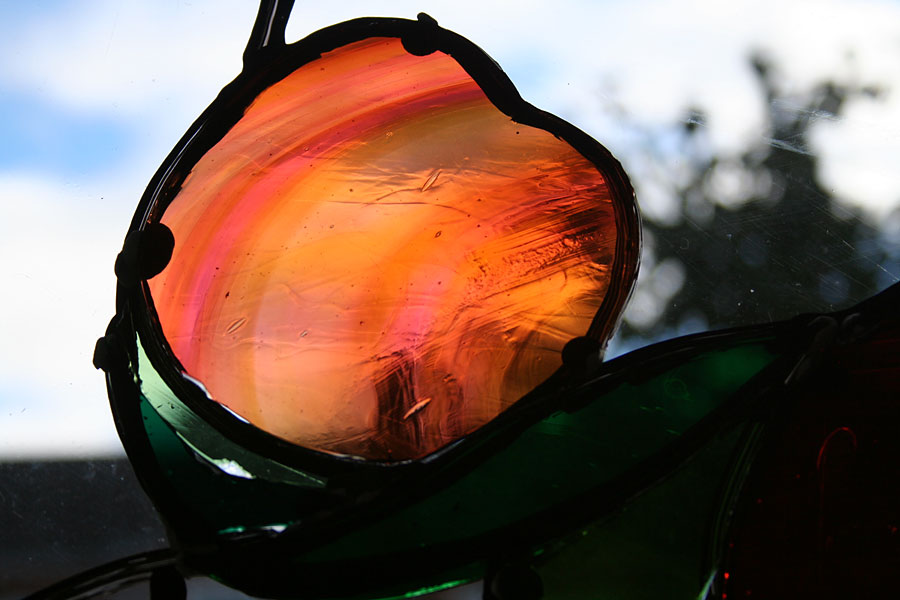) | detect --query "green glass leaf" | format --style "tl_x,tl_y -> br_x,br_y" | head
126,307 -> 783,599
304,342 -> 775,562
534,423 -> 751,599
